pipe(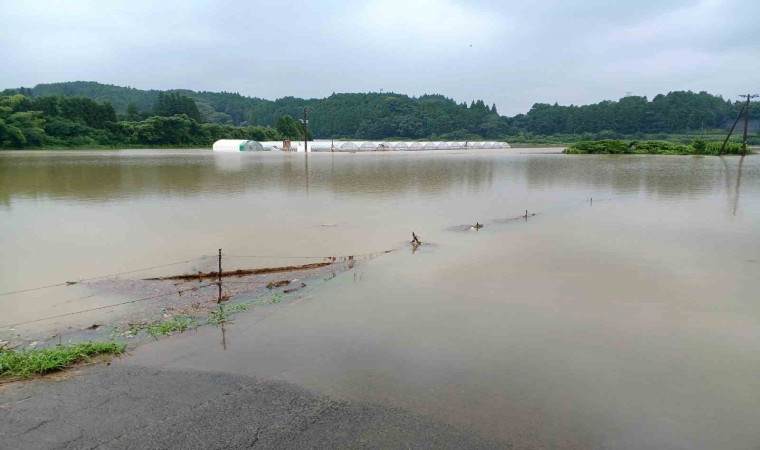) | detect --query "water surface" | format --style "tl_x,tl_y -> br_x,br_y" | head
2,149 -> 760,449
